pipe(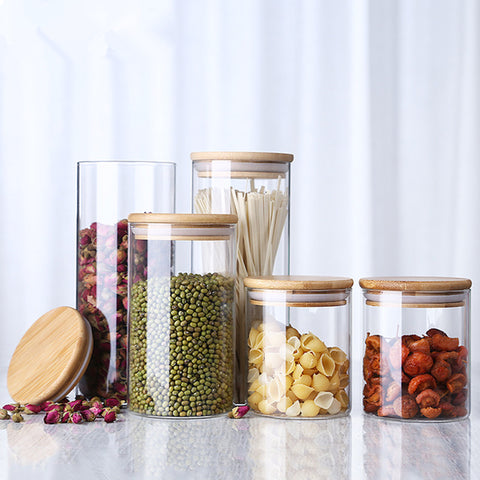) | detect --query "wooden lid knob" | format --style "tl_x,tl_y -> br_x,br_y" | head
7,307 -> 93,405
